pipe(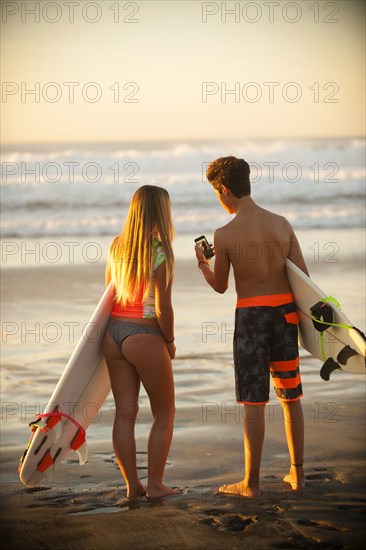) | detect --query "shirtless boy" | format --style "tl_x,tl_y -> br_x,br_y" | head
195,156 -> 309,497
